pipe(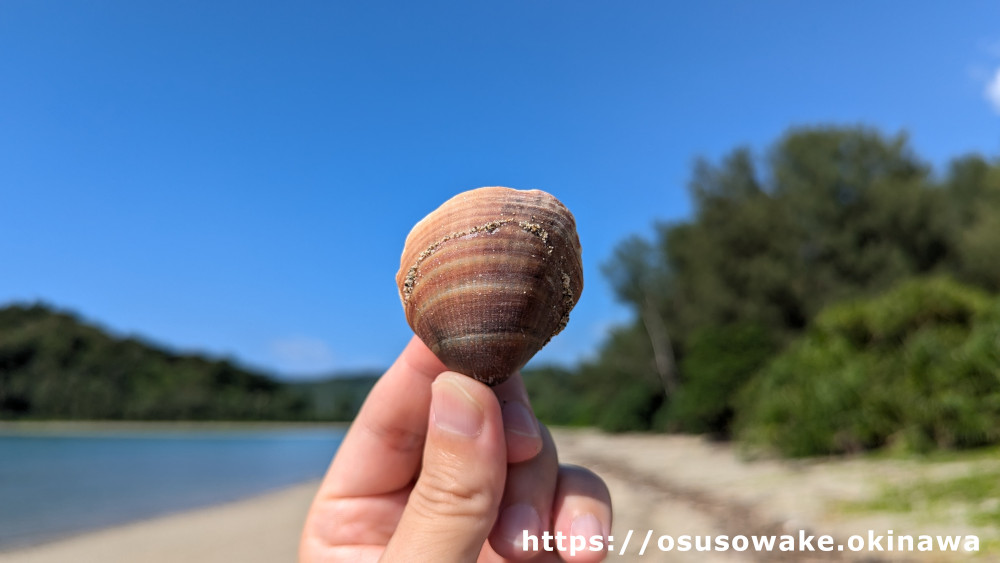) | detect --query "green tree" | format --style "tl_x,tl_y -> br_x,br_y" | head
596,126 -> 960,433
944,155 -> 1000,292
